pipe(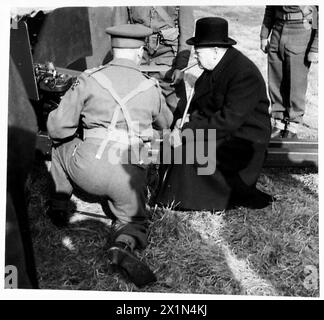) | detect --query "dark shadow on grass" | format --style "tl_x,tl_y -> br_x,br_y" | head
264,166 -> 318,199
